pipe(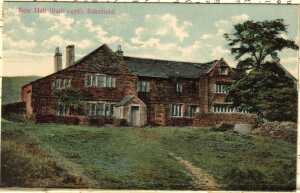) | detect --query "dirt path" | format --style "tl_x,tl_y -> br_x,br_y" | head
169,152 -> 219,190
